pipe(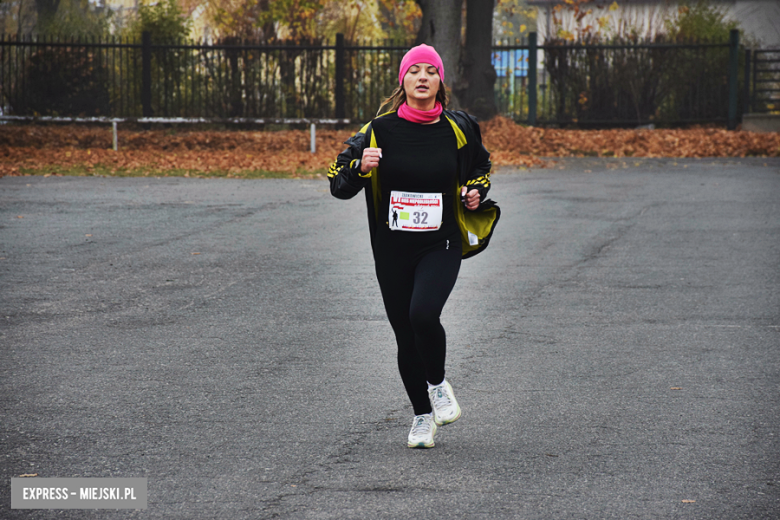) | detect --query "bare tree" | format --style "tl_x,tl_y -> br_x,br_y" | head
415,0 -> 498,119
35,0 -> 61,30
414,0 -> 463,108
457,0 -> 497,120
